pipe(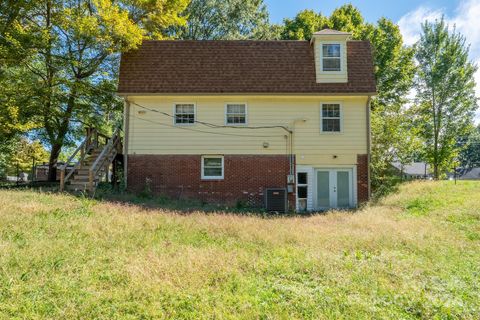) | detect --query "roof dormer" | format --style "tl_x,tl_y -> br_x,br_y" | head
311,29 -> 351,83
